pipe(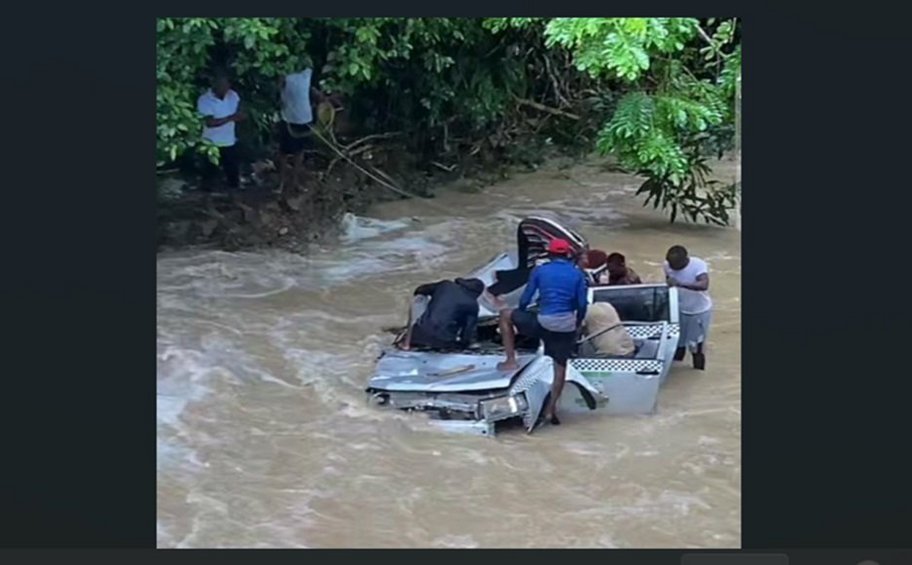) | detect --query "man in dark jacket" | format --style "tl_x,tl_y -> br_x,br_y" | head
400,278 -> 485,350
